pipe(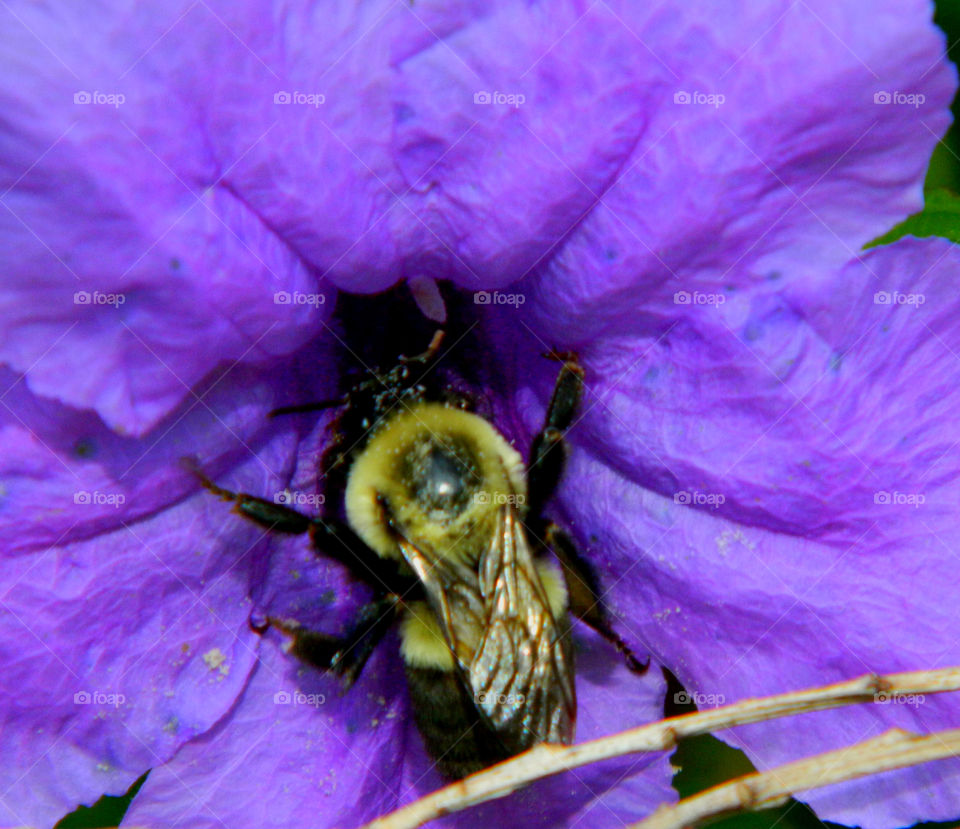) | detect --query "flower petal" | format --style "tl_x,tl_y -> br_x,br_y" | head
527,0 -> 955,342
0,2 -> 334,435
0,352 -> 338,825
0,457 -> 282,827
3,0 -> 948,434
0,347 -> 336,556
509,238 -> 960,828
124,627 -> 672,828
